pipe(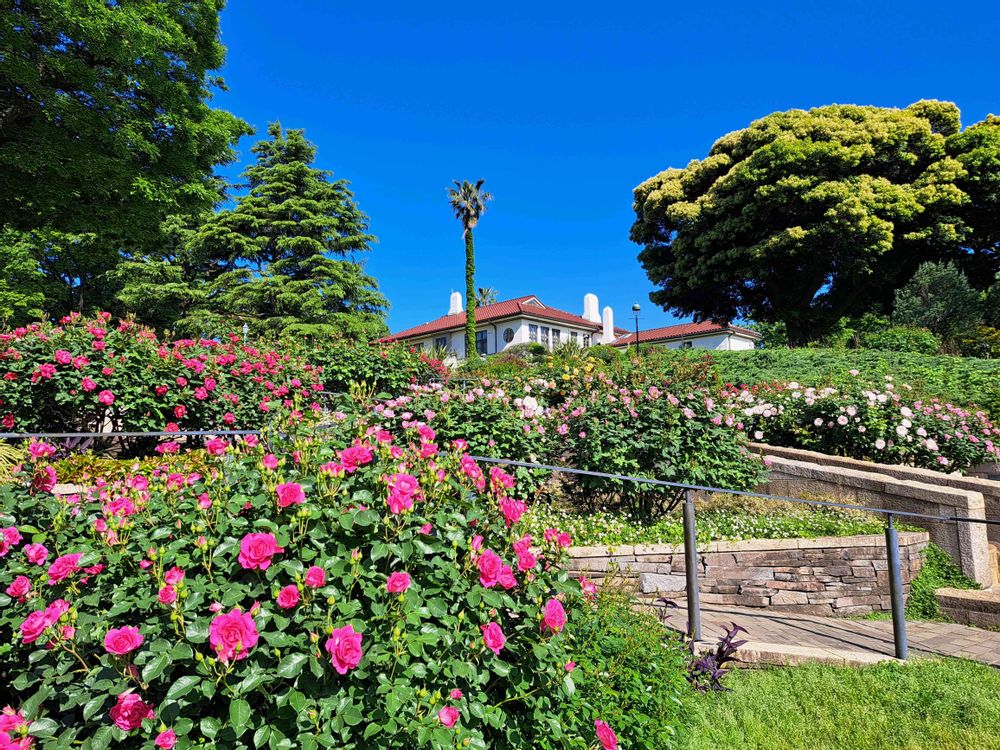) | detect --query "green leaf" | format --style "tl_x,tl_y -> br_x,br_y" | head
230,698 -> 252,735
277,652 -> 309,679
22,684 -> 53,720
166,675 -> 201,702
89,726 -> 114,750
142,652 -> 170,683
200,717 -> 221,740
254,725 -> 271,748
28,718 -> 59,737
82,695 -> 106,722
